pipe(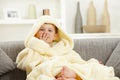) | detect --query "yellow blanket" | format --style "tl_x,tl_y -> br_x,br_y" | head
16,16 -> 120,80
